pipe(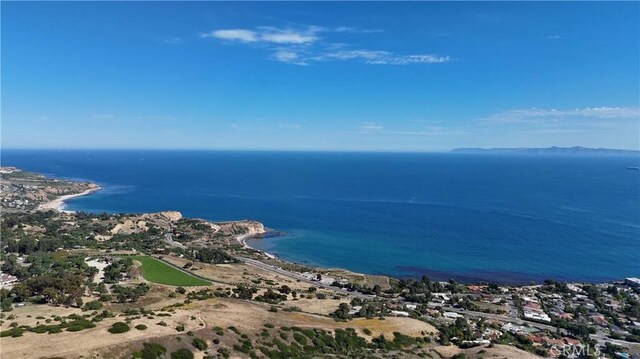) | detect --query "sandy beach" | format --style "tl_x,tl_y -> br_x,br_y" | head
37,186 -> 101,212
237,233 -> 276,259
